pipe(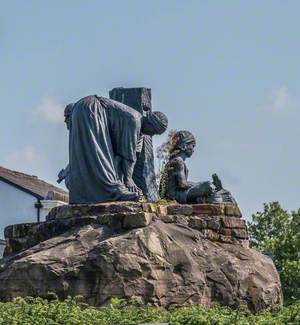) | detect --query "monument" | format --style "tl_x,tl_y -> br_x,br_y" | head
0,87 -> 282,313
